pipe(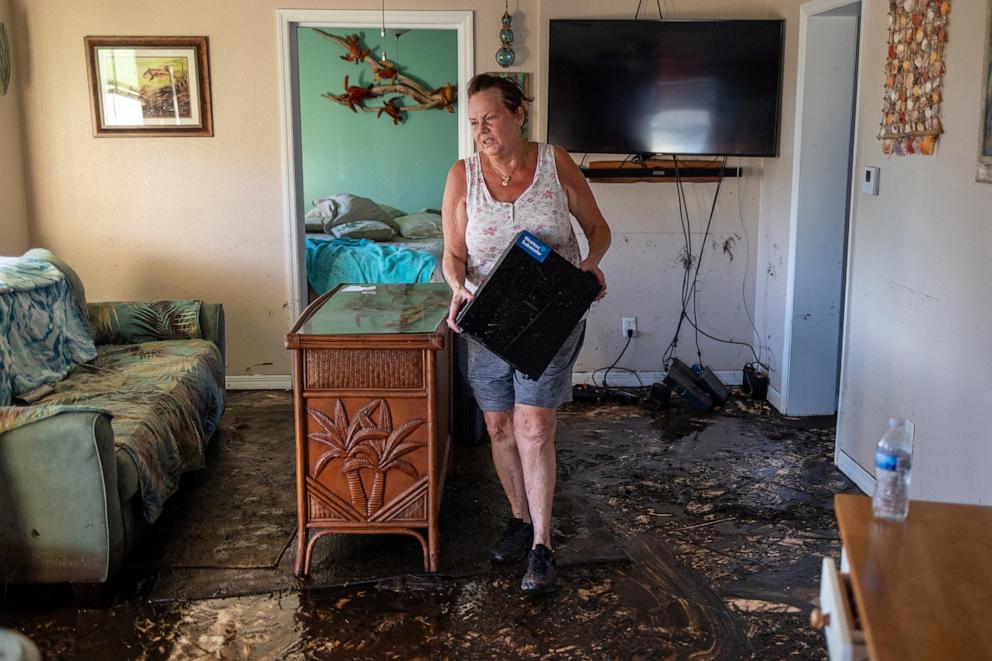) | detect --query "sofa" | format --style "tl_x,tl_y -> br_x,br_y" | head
0,249 -> 225,596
